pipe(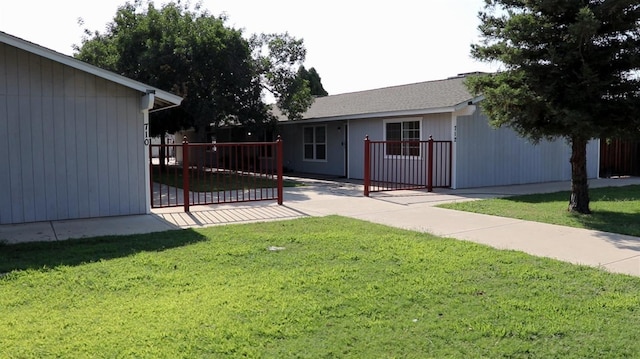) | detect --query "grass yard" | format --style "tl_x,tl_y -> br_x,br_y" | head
2,216 -> 639,358
439,185 -> 640,237
152,165 -> 299,192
